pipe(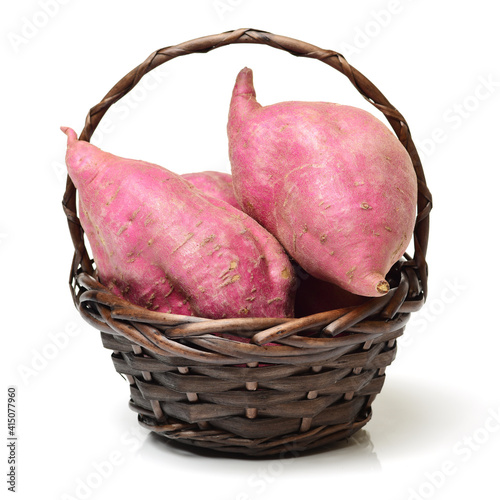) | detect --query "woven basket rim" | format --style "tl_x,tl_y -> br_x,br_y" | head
62,28 -> 432,348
